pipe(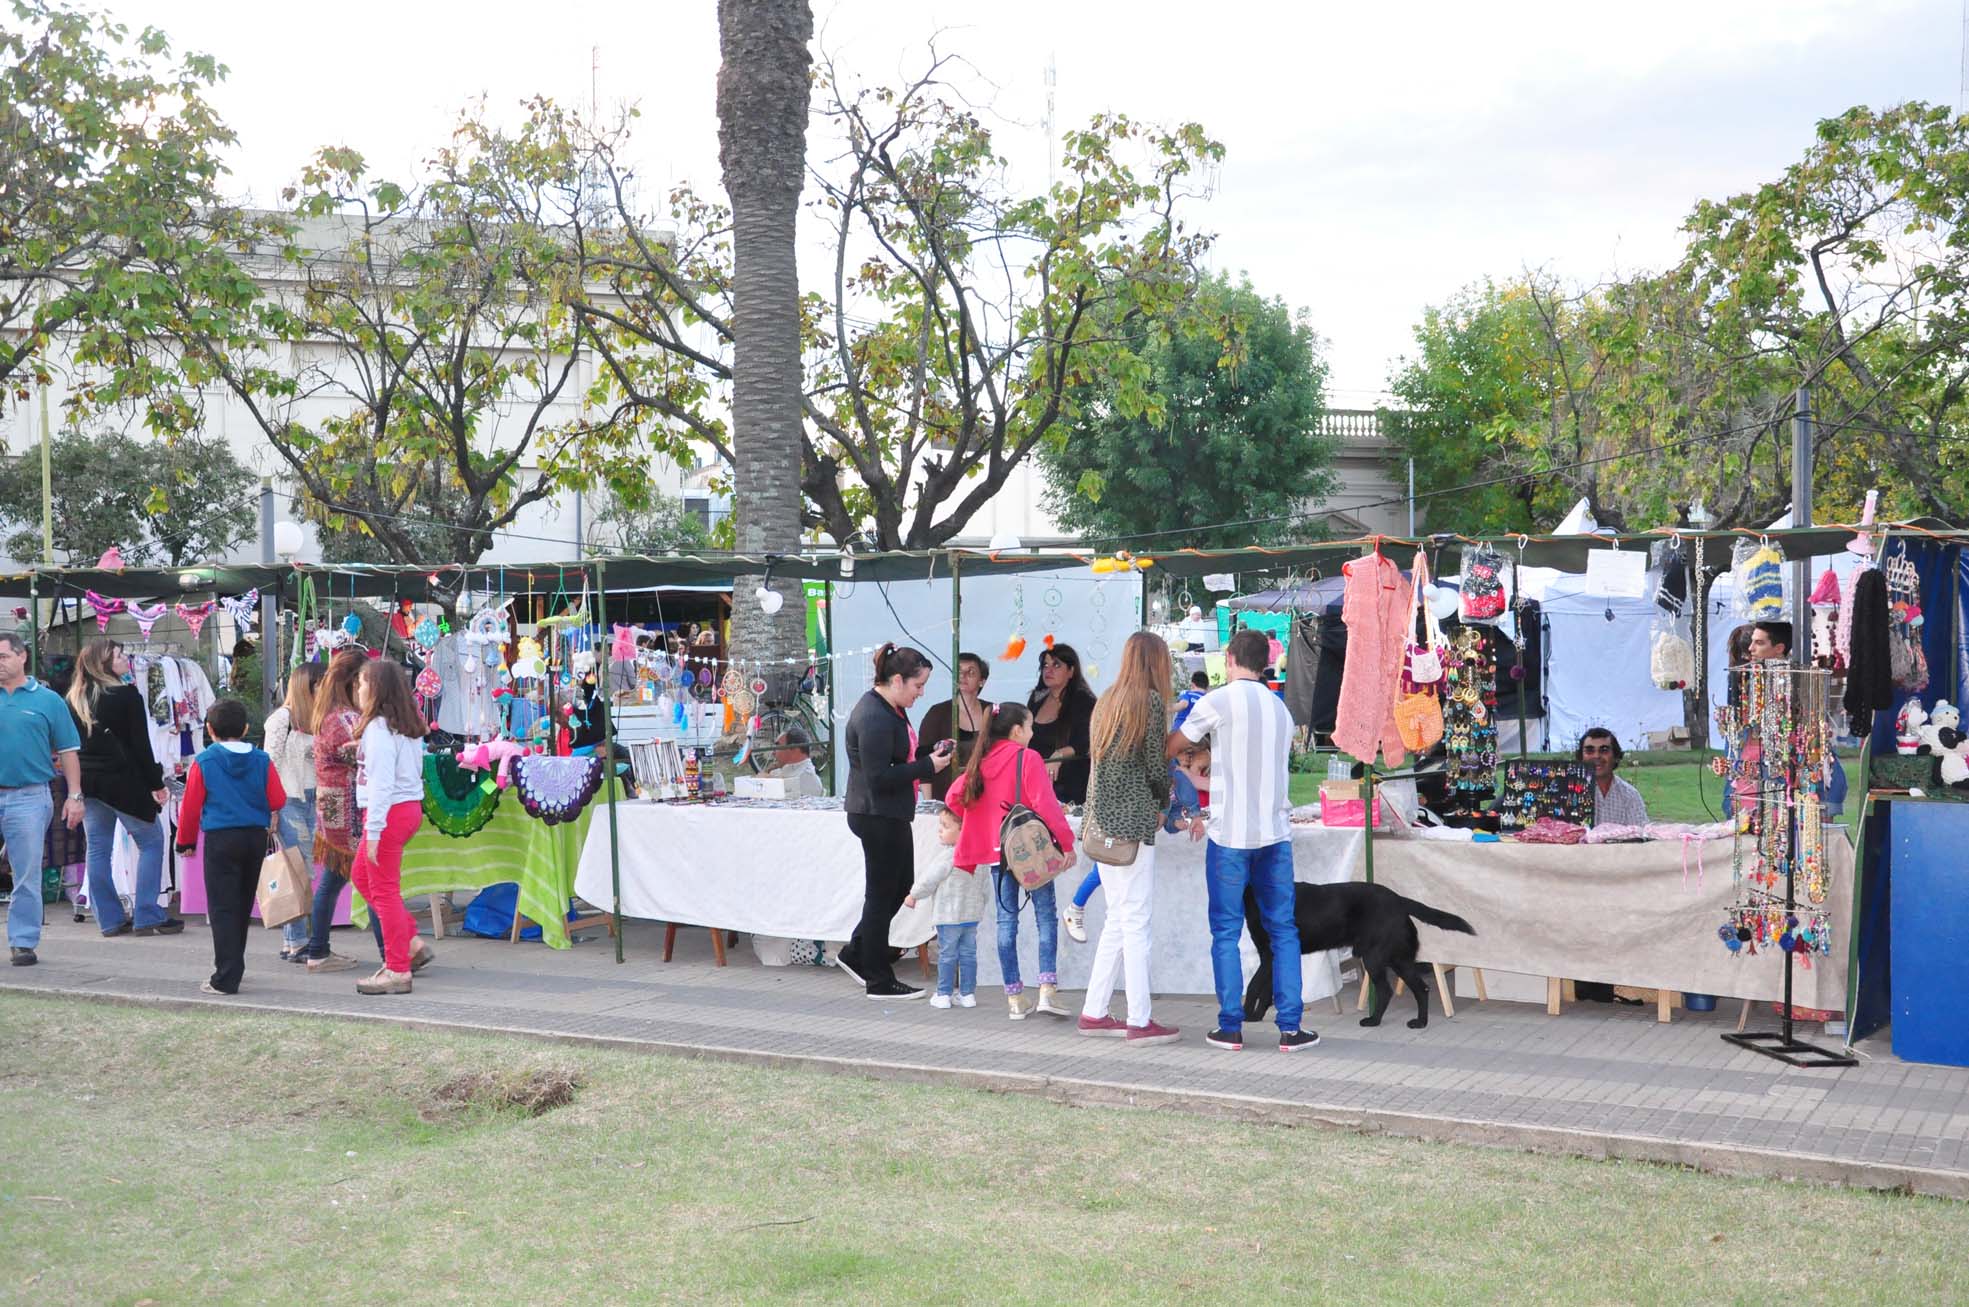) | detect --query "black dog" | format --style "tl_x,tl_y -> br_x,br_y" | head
1243,882 -> 1476,1030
